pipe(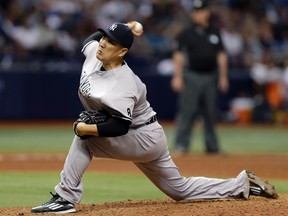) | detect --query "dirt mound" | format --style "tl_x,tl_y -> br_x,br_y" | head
1,195 -> 287,216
